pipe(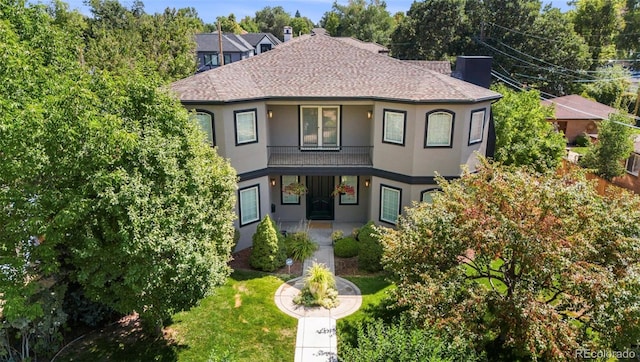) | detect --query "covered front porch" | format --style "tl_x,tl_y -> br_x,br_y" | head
268,174 -> 371,224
